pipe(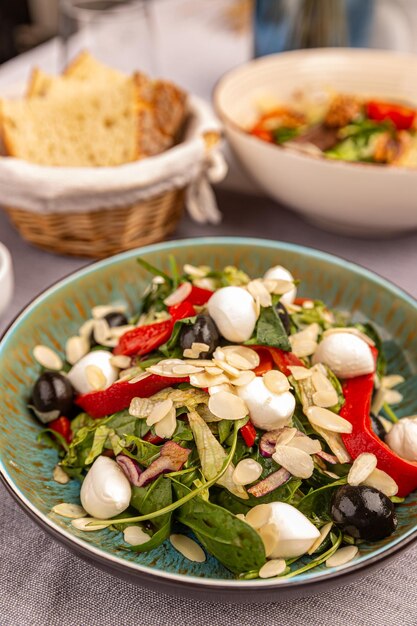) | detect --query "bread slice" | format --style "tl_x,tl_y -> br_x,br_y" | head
1,76 -> 142,166
64,50 -> 126,82
26,67 -> 55,98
